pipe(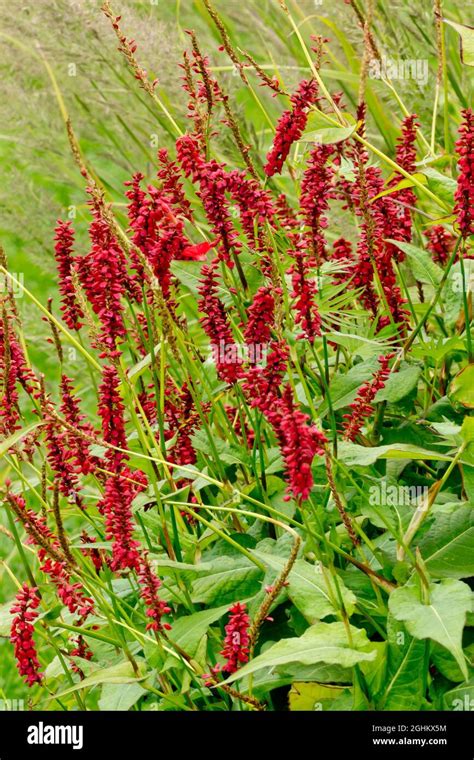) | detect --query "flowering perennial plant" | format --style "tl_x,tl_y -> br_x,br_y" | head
1,0 -> 473,715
